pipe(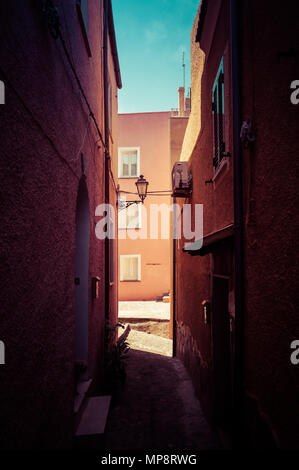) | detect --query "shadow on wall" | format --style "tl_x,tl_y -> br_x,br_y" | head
74,178 -> 90,380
